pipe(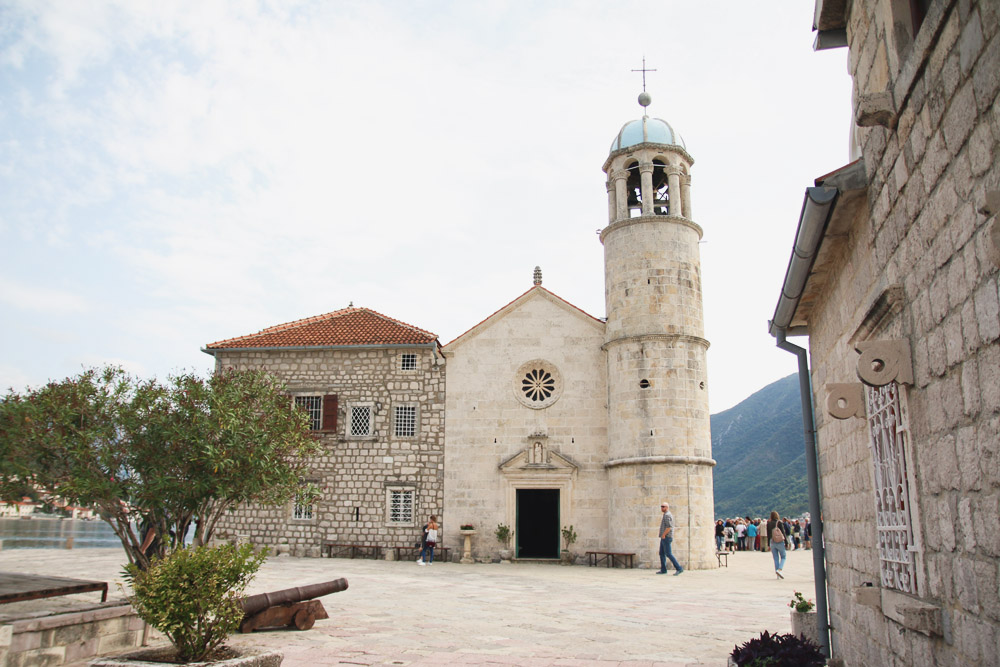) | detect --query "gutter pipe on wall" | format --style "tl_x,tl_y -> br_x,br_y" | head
767,185 -> 839,659
775,329 -> 830,659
